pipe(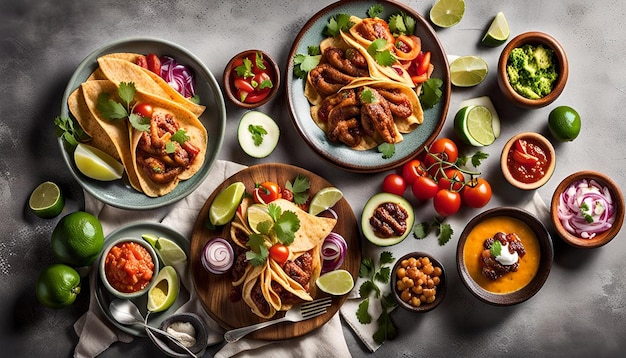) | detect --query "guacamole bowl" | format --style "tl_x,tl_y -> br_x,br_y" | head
497,32 -> 568,109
